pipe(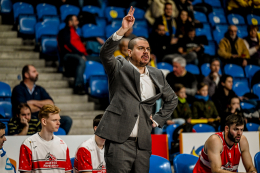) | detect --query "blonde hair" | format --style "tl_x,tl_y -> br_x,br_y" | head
38,104 -> 60,120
